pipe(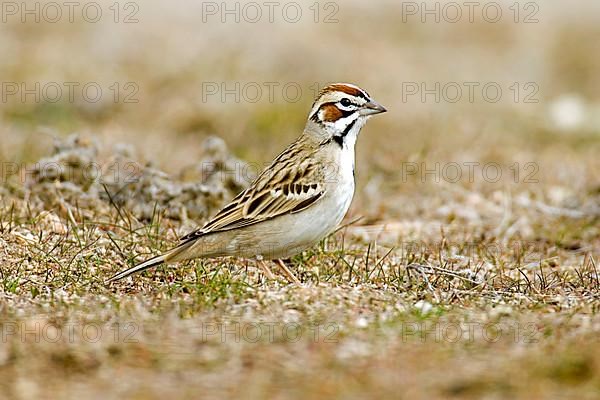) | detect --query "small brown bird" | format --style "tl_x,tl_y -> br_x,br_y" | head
108,83 -> 386,283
